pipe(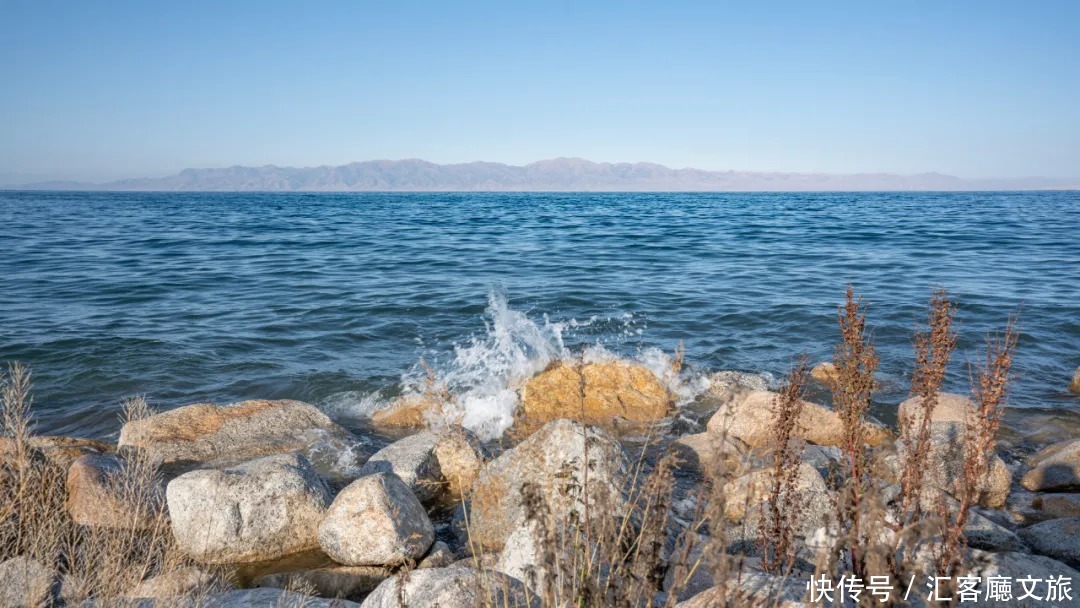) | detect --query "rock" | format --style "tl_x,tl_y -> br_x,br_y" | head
668,432 -> 745,476
359,567 -> 533,608
517,360 -> 672,432
706,390 -> 889,449
707,370 -> 769,397
359,432 -> 443,502
721,462 -> 832,537
899,422 -> 1012,508
897,392 -> 975,430
370,394 -> 441,430
1,435 -> 113,473
0,556 -> 60,608
1021,438 -> 1080,491
199,589 -> 362,607
1032,493 -> 1080,519
466,419 -> 630,550
118,399 -> 369,483
675,560 -> 808,607
1018,517 -> 1080,565
166,453 -> 332,564
1070,367 -> 1080,395
494,521 -> 560,596
318,472 -> 434,566
810,362 -> 839,385
418,541 -> 456,569
968,549 -> 1080,608
66,453 -> 166,529
253,566 -> 392,602
662,533 -> 714,602
965,509 -> 1028,552
128,566 -> 230,599
432,429 -> 486,500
